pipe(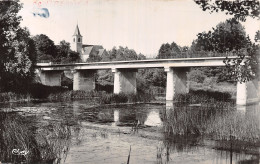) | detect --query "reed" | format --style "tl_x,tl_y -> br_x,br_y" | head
0,112 -> 72,163
163,104 -> 260,143
0,92 -> 32,103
